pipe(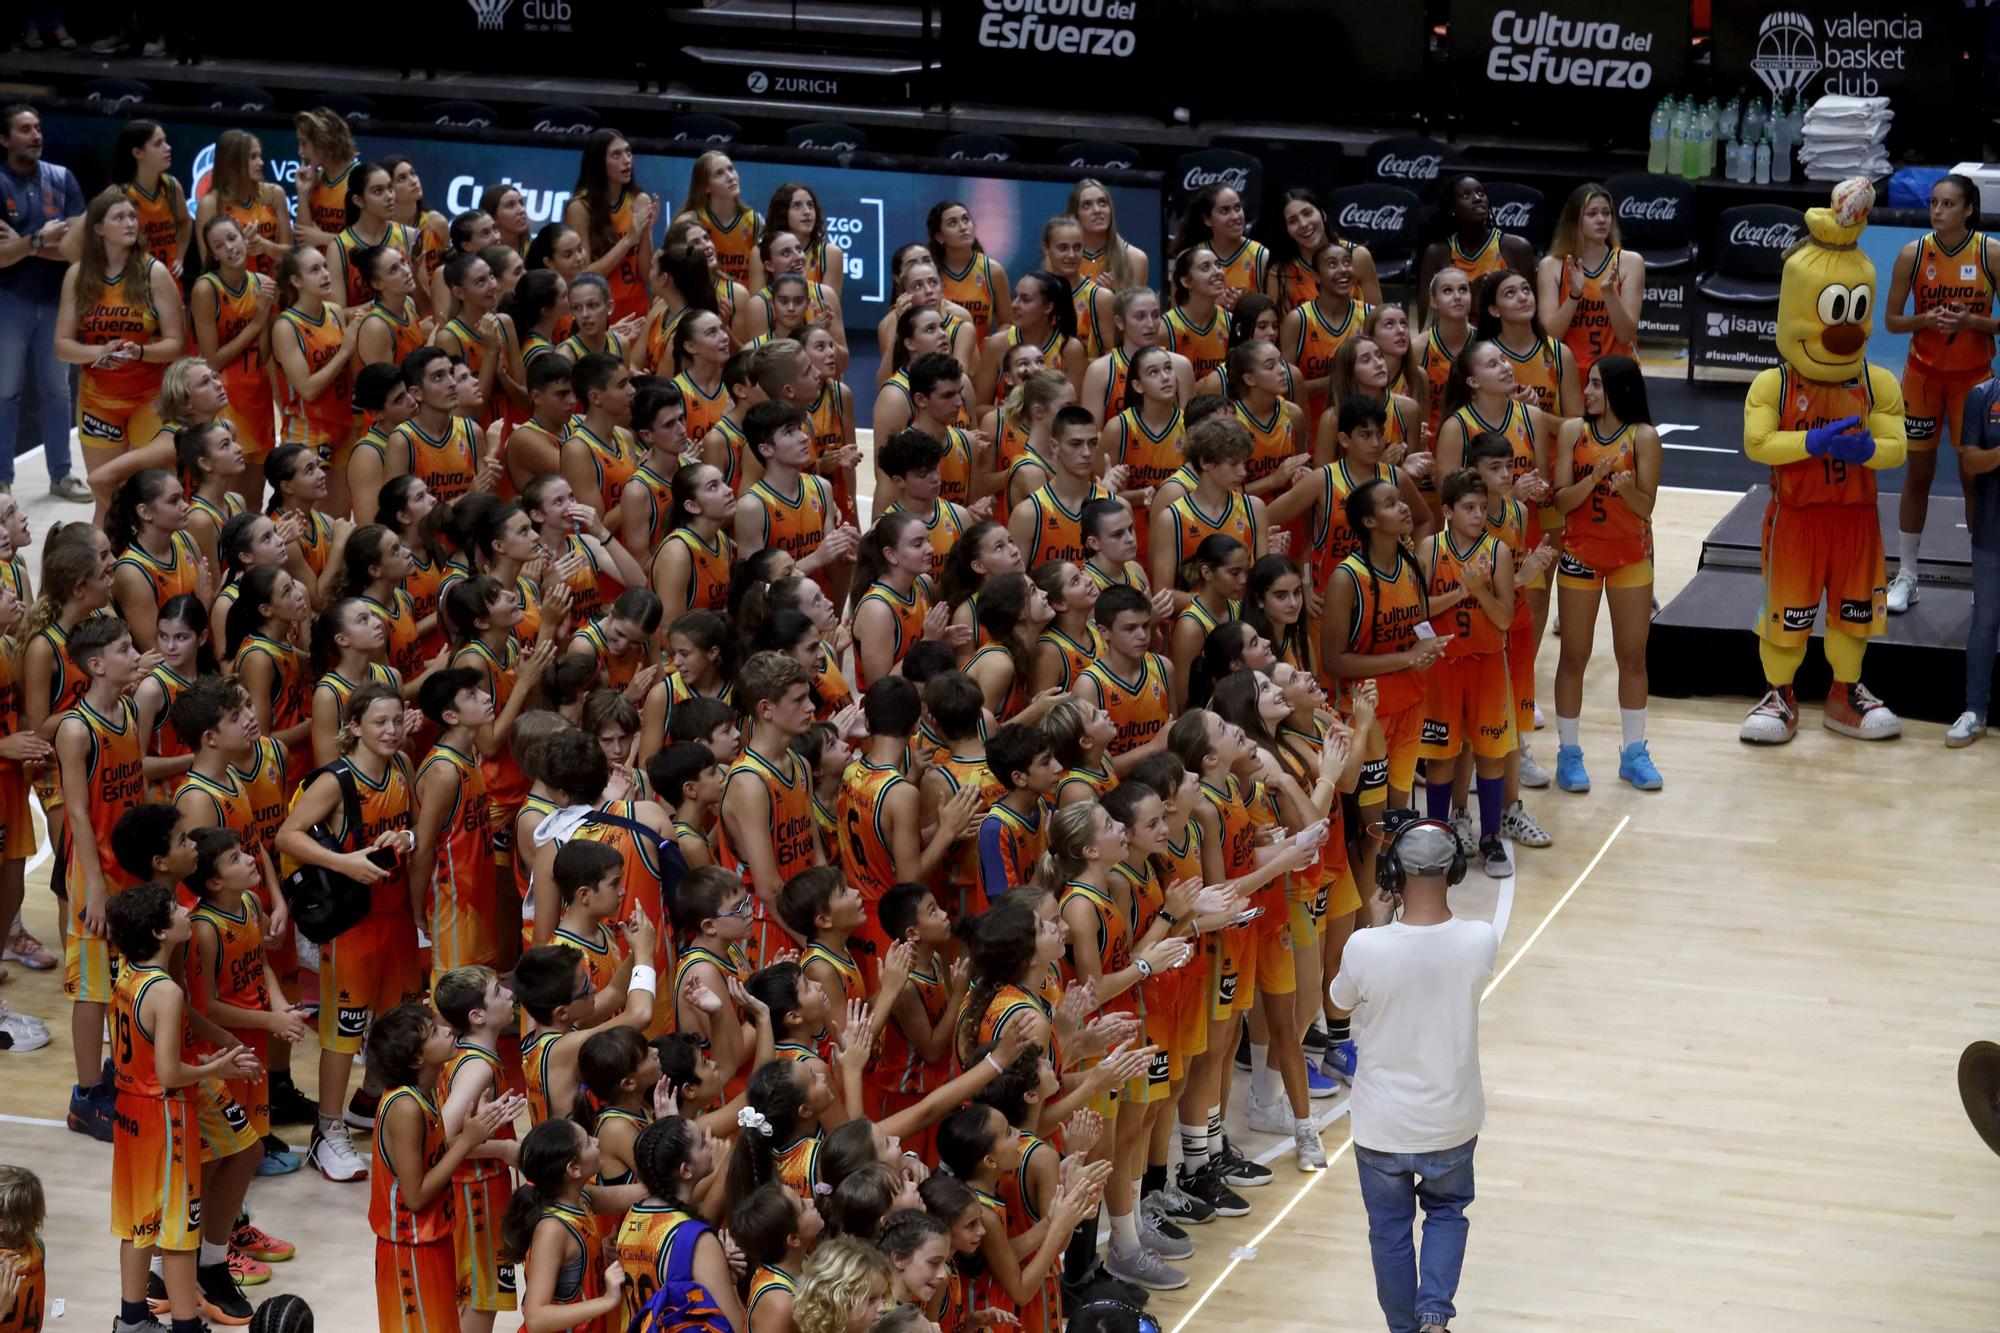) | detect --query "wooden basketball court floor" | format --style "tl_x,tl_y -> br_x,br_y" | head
2,477 -> 1997,1331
